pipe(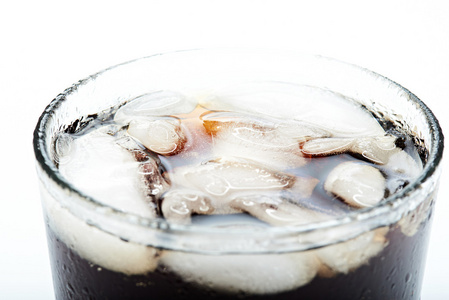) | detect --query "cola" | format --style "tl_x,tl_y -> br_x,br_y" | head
46,221 -> 431,300
34,50 -> 443,300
